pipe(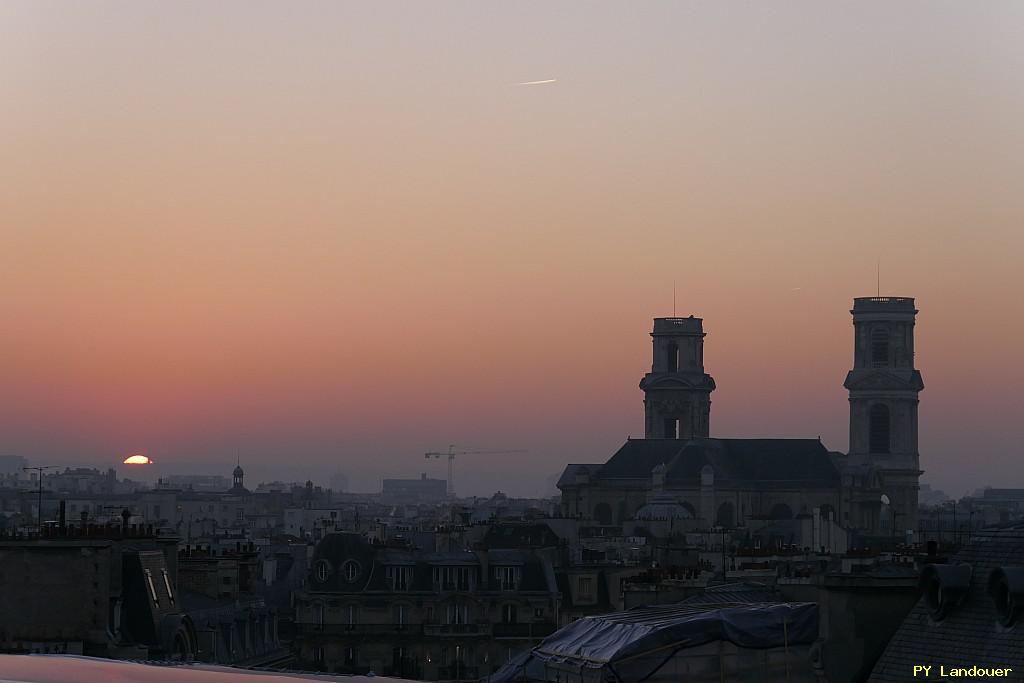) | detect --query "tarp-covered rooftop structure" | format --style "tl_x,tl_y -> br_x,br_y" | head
490,585 -> 819,683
